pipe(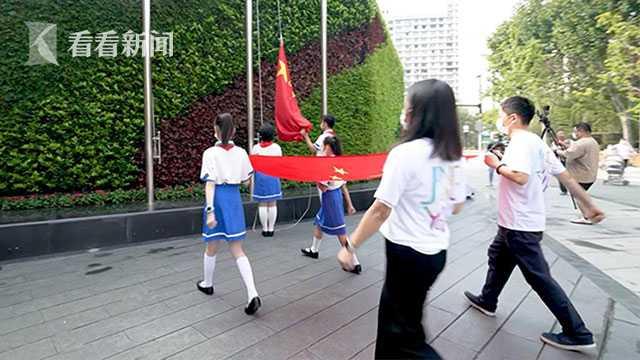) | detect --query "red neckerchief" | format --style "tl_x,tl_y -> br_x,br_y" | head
217,143 -> 234,151
259,141 -> 273,148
